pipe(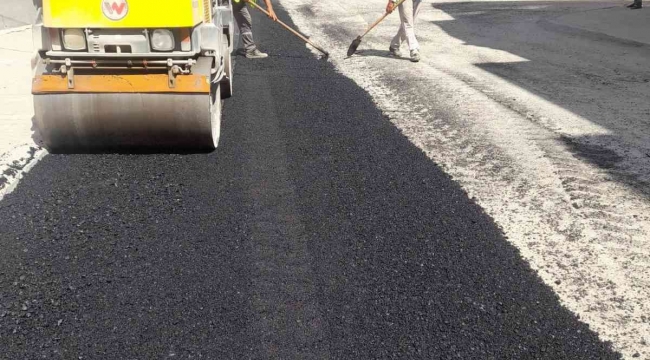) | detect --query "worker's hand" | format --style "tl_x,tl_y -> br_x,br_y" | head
267,7 -> 278,21
264,0 -> 278,21
386,0 -> 395,13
